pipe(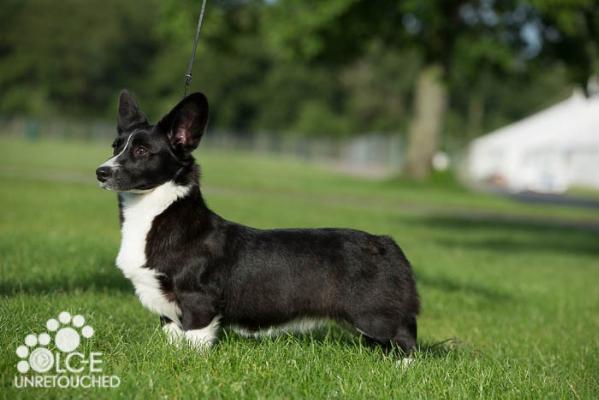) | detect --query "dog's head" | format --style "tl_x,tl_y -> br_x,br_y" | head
96,90 -> 208,192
